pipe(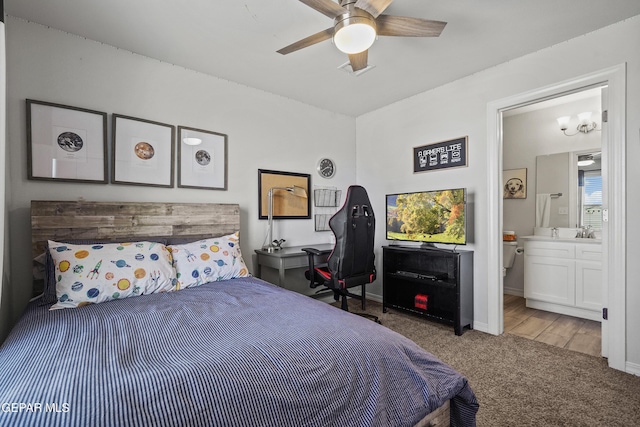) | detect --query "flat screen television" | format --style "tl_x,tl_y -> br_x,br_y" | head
386,188 -> 467,246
